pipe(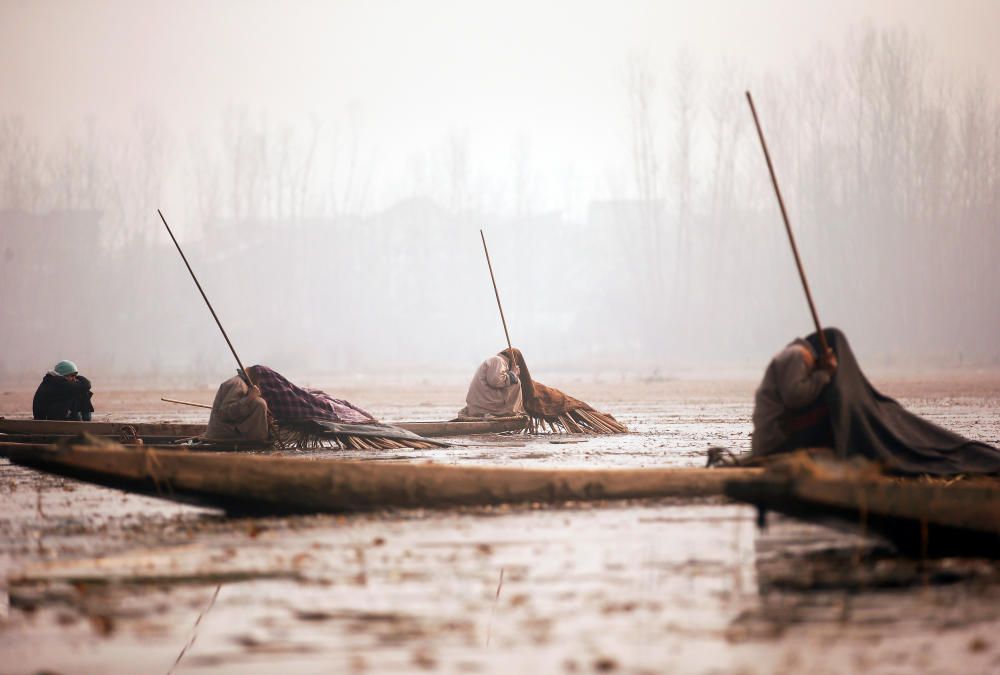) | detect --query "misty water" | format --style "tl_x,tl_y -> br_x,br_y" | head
2,376 -> 1000,674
